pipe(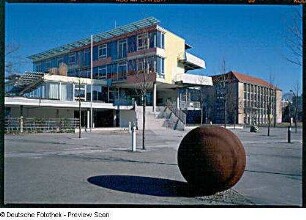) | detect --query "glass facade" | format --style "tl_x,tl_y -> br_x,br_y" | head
27,28 -> 167,107
33,30 -> 165,80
